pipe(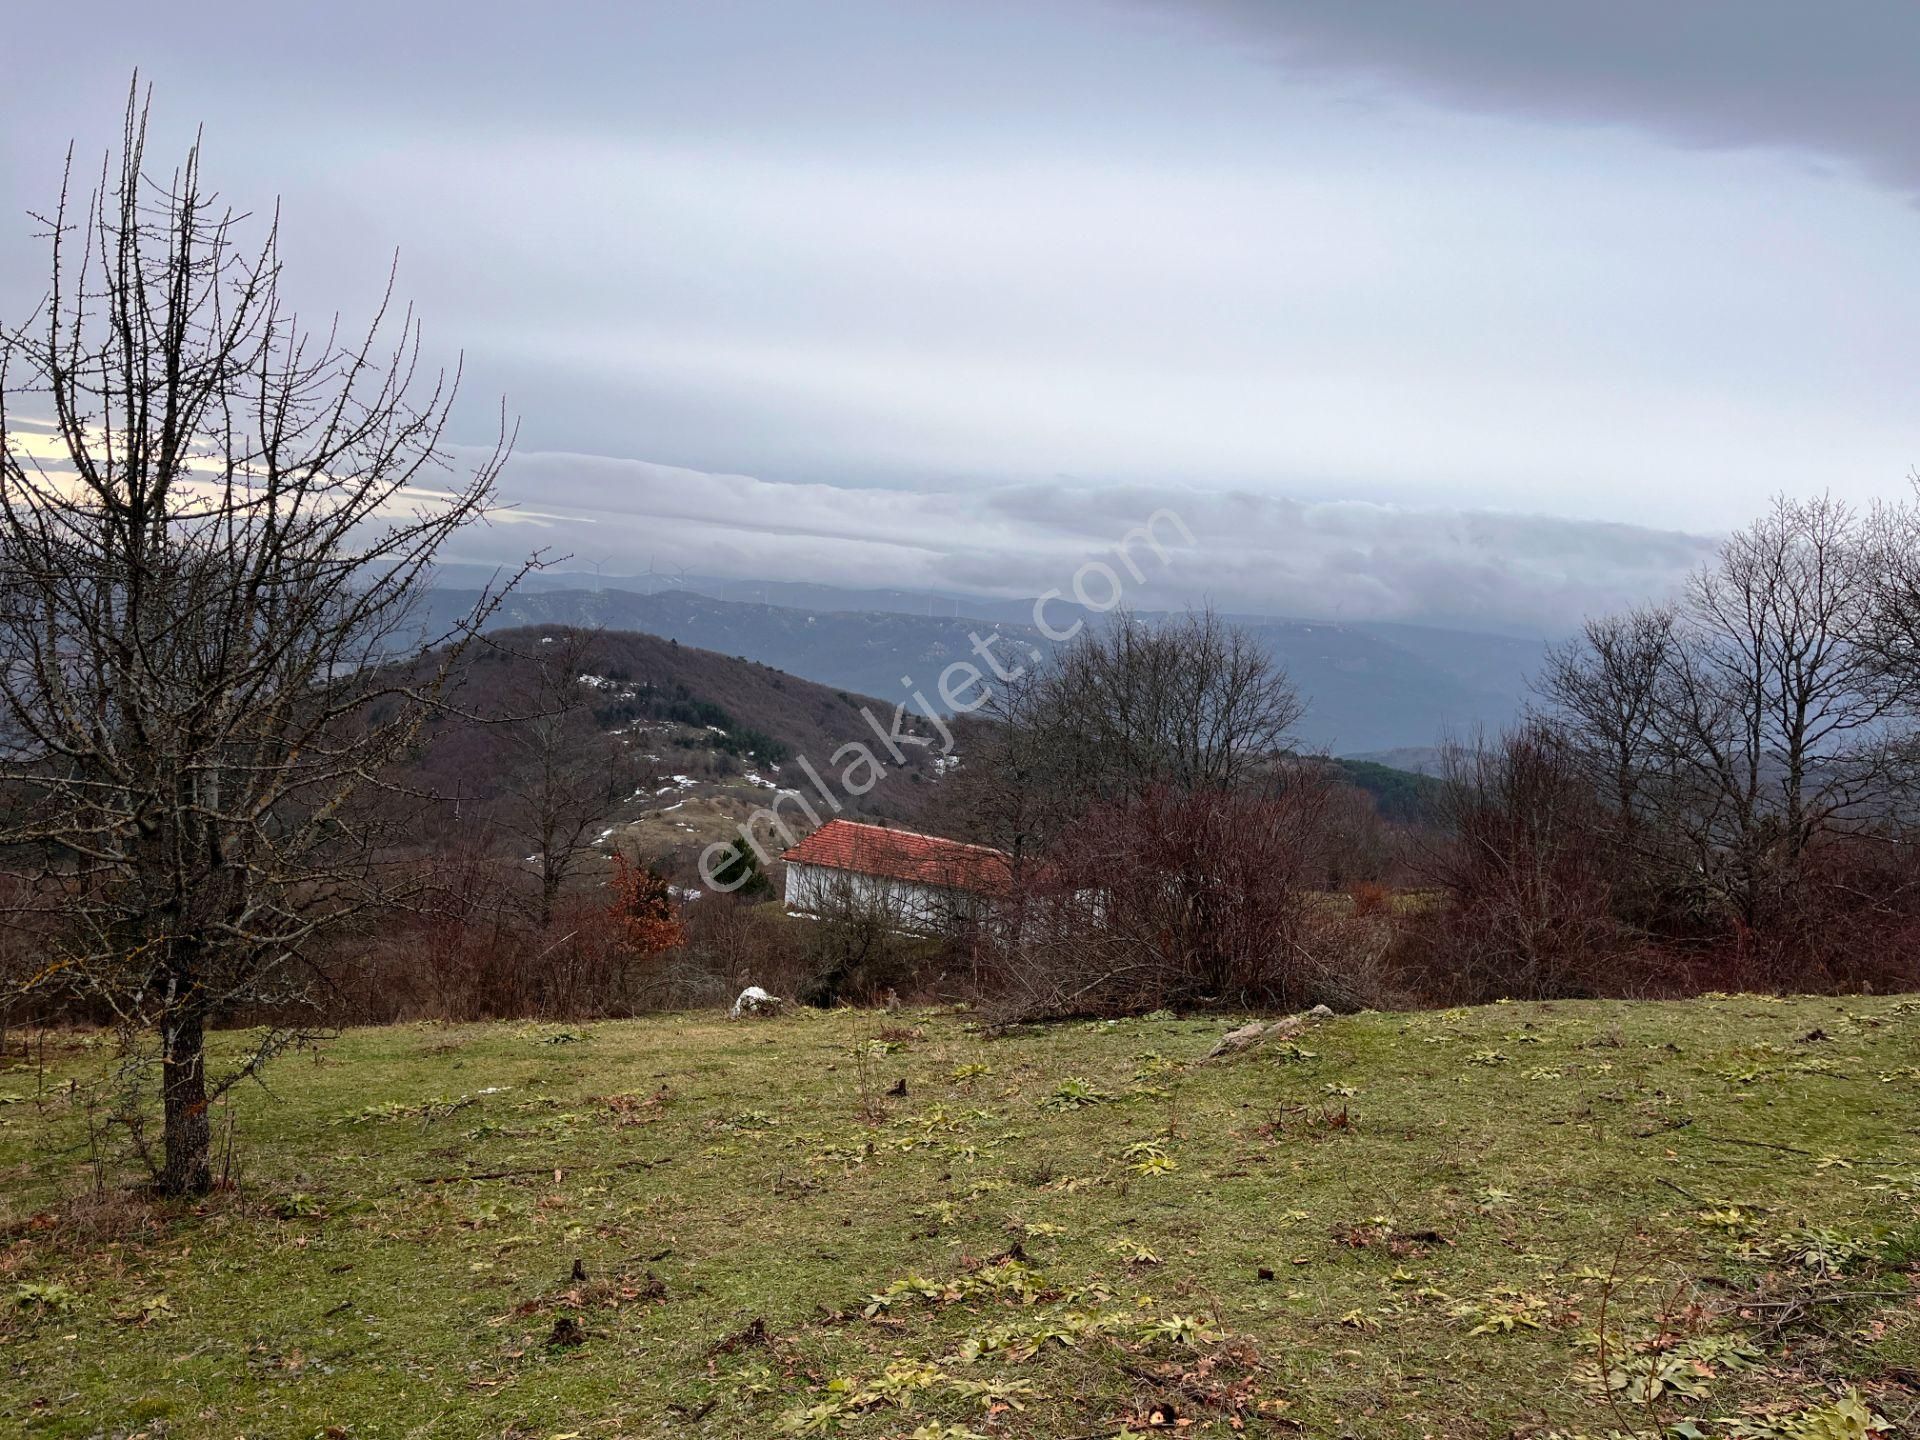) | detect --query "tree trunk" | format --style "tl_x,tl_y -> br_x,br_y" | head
160,1002 -> 212,1196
